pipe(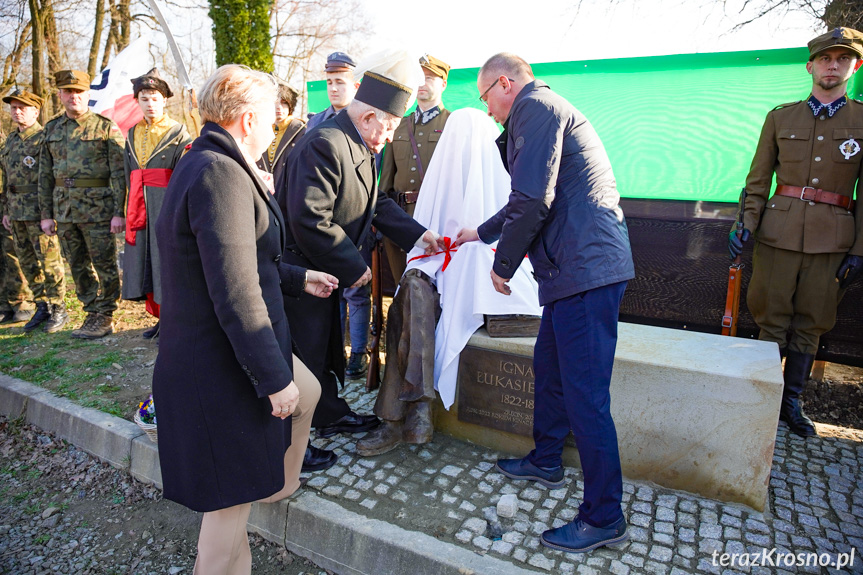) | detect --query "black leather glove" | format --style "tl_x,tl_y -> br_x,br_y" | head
836,254 -> 863,289
728,228 -> 751,259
